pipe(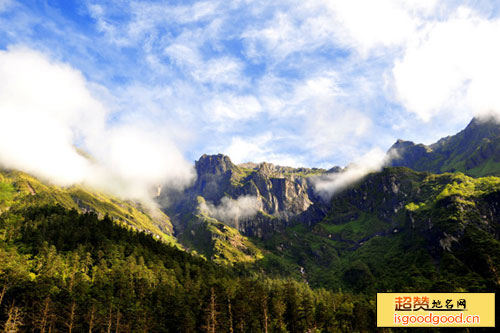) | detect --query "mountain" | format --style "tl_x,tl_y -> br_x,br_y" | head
0,168 -> 177,244
0,200 -> 367,332
189,153 -> 326,223
2,117 -> 500,330
161,149 -> 500,294
255,167 -> 500,292
159,118 -> 500,292
389,117 -> 500,176
162,154 -> 333,264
